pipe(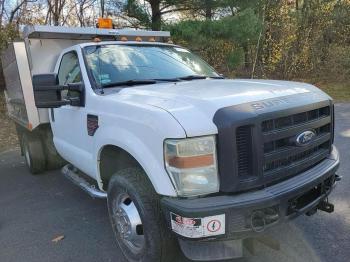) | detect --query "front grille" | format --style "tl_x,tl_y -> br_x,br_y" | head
262,106 -> 330,132
263,141 -> 330,172
261,106 -> 332,180
236,125 -> 253,180
236,105 -> 332,185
